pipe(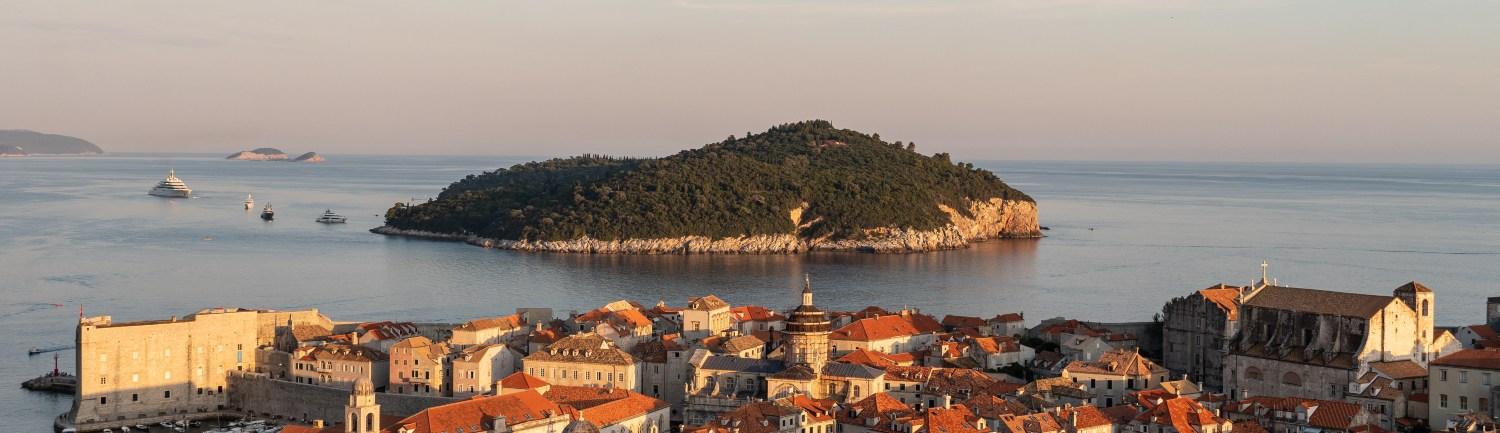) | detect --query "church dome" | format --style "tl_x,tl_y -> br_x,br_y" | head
353,377 -> 375,395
